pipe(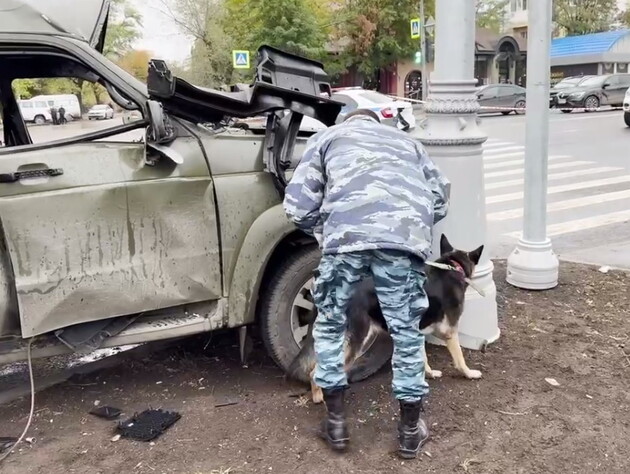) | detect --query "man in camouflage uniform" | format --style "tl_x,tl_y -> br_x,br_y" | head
283,109 -> 450,458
